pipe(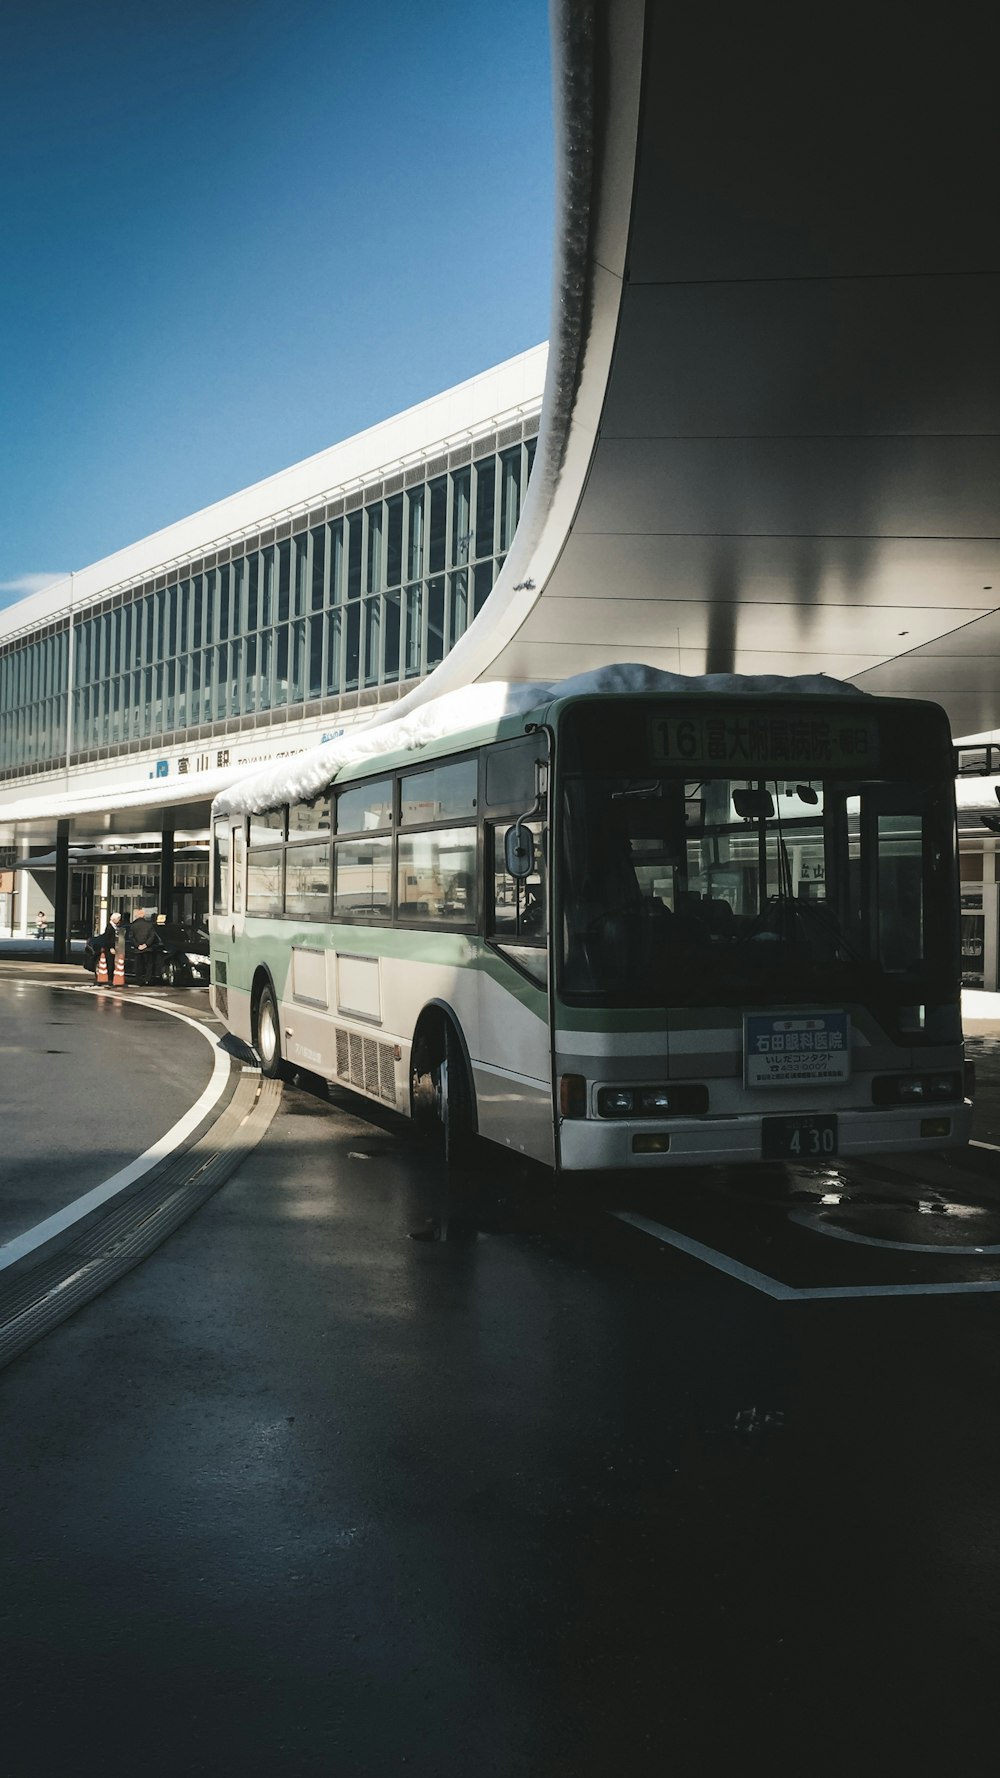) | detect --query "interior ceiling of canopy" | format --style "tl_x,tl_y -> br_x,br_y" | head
415,0 -> 999,741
